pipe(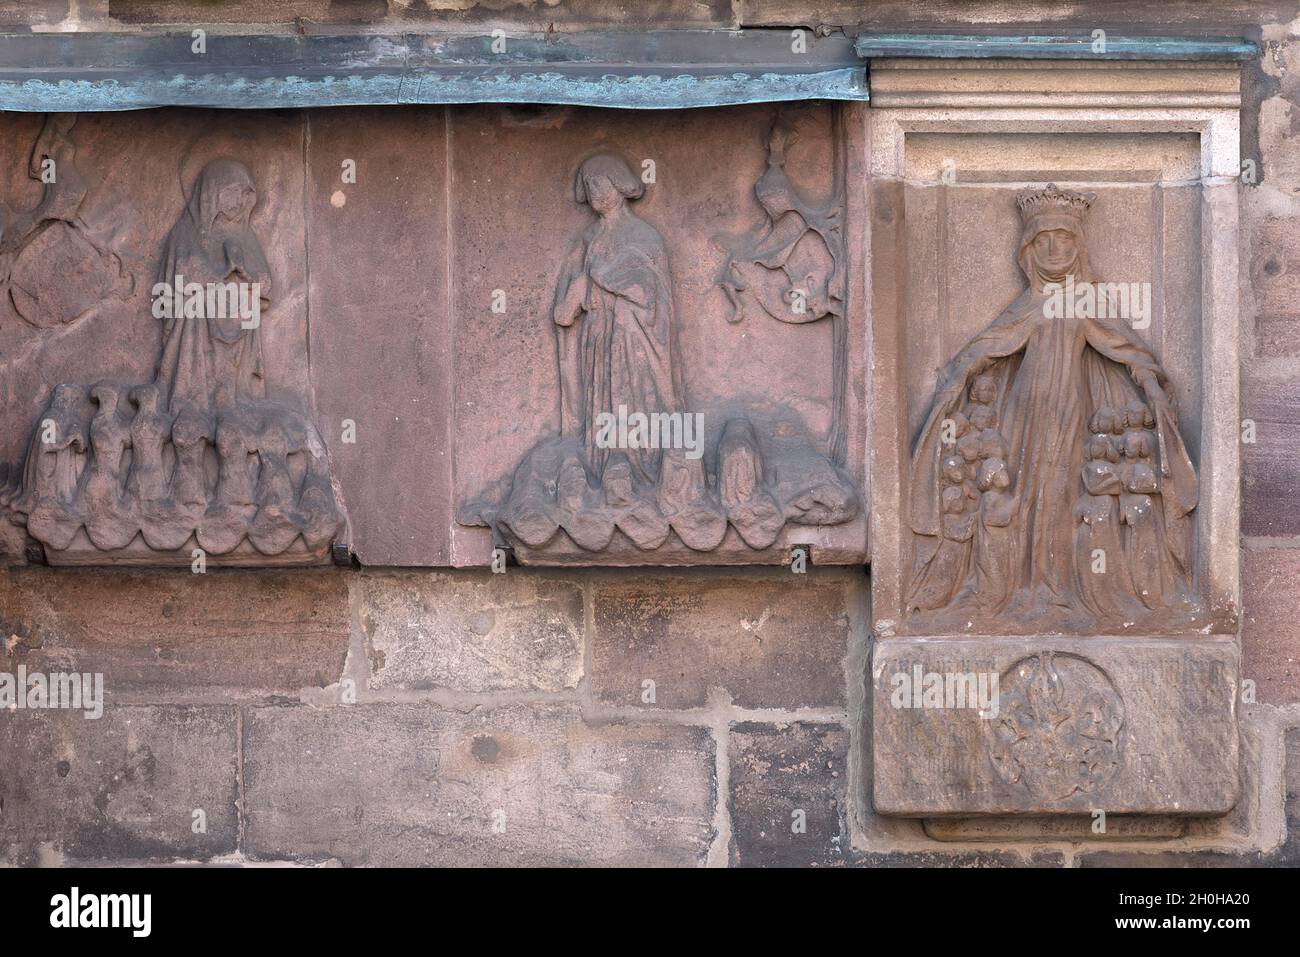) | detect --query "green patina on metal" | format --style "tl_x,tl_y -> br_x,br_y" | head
854,33 -> 1258,61
0,30 -> 868,111
0,29 -> 1257,111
